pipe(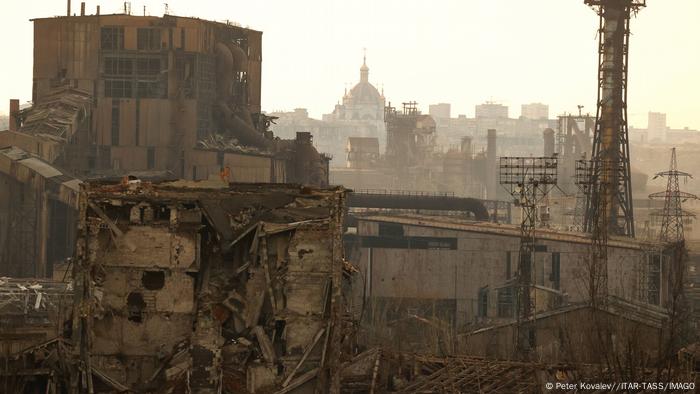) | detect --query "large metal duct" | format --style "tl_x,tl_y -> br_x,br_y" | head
214,42 -> 270,149
215,101 -> 270,149
226,43 -> 248,72
215,43 -> 234,99
347,192 -> 490,221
